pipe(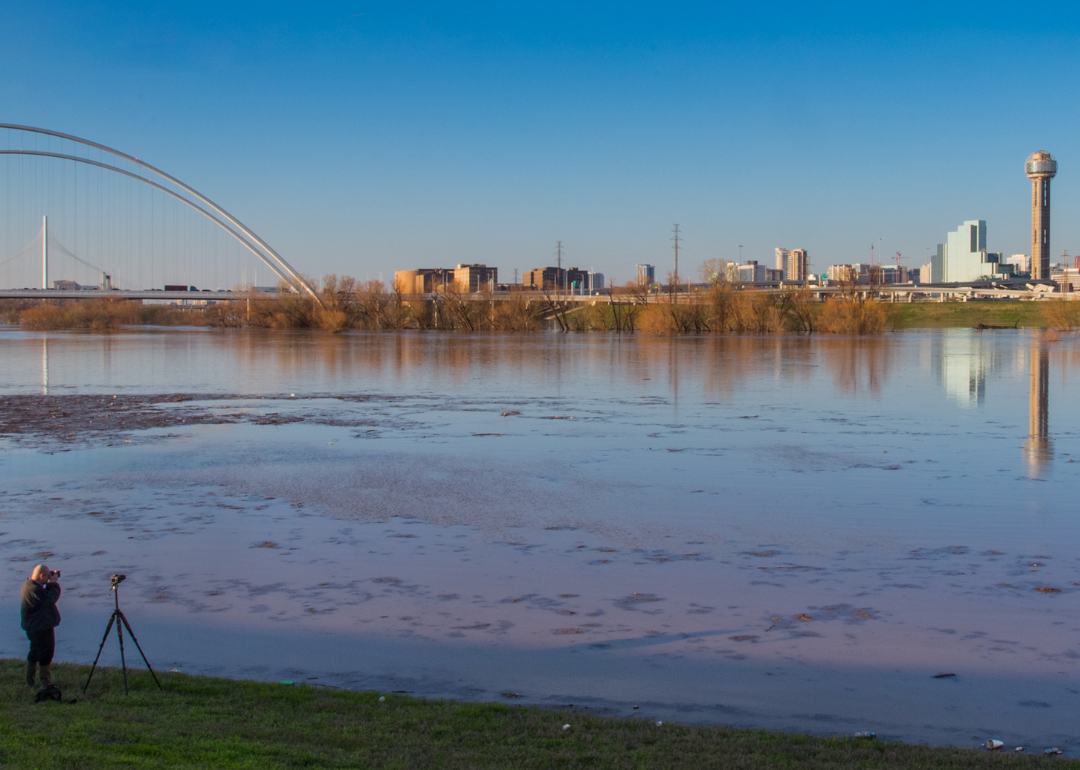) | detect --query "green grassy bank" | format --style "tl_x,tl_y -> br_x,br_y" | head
0,661 -> 1072,769
888,301 -> 1046,329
